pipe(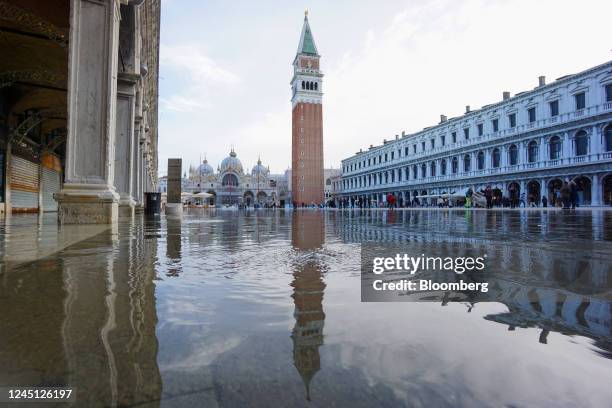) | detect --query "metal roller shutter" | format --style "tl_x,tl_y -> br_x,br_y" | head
42,167 -> 60,212
10,156 -> 39,212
